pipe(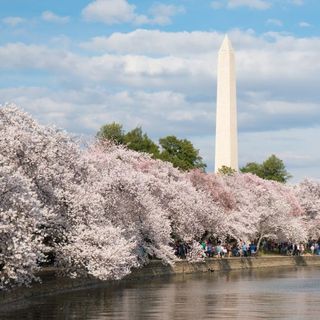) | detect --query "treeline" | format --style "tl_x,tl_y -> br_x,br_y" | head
97,122 -> 292,183
0,105 -> 318,291
97,122 -> 206,171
